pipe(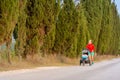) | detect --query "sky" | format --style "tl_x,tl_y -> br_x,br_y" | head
115,0 -> 120,14
74,0 -> 120,14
